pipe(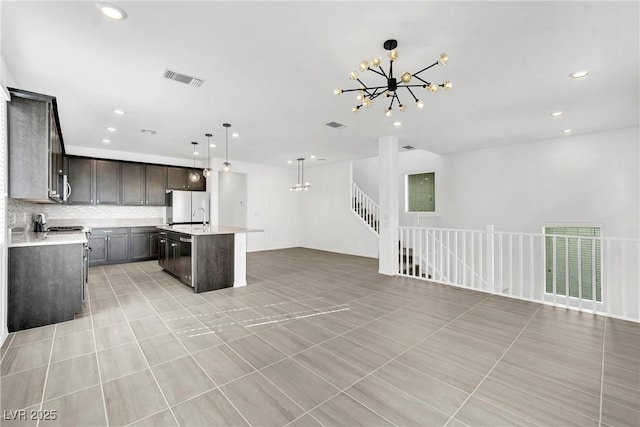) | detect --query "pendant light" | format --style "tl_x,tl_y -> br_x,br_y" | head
203,133 -> 213,177
188,141 -> 201,183
290,158 -> 310,191
222,123 -> 231,172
